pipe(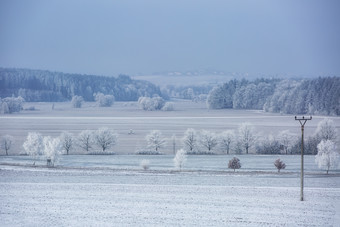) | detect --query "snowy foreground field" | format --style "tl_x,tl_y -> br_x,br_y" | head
1,155 -> 340,226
